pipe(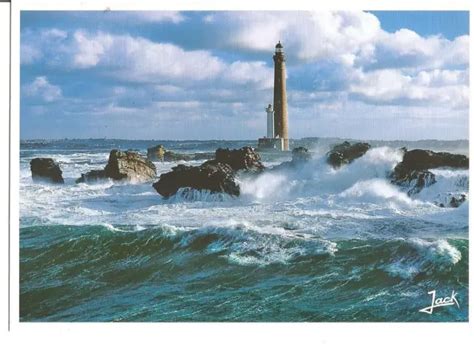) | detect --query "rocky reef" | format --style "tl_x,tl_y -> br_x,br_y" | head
391,148 -> 468,196
147,144 -> 214,162
153,146 -> 264,197
272,146 -> 312,171
327,141 -> 371,168
30,158 -> 64,184
77,150 -> 156,183
153,162 -> 239,197
214,147 -> 265,173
